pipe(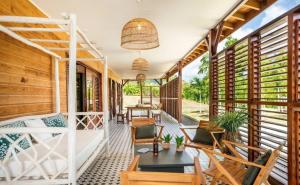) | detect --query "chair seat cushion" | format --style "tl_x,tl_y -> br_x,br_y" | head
242,150 -> 272,185
192,127 -> 221,145
135,124 -> 156,139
